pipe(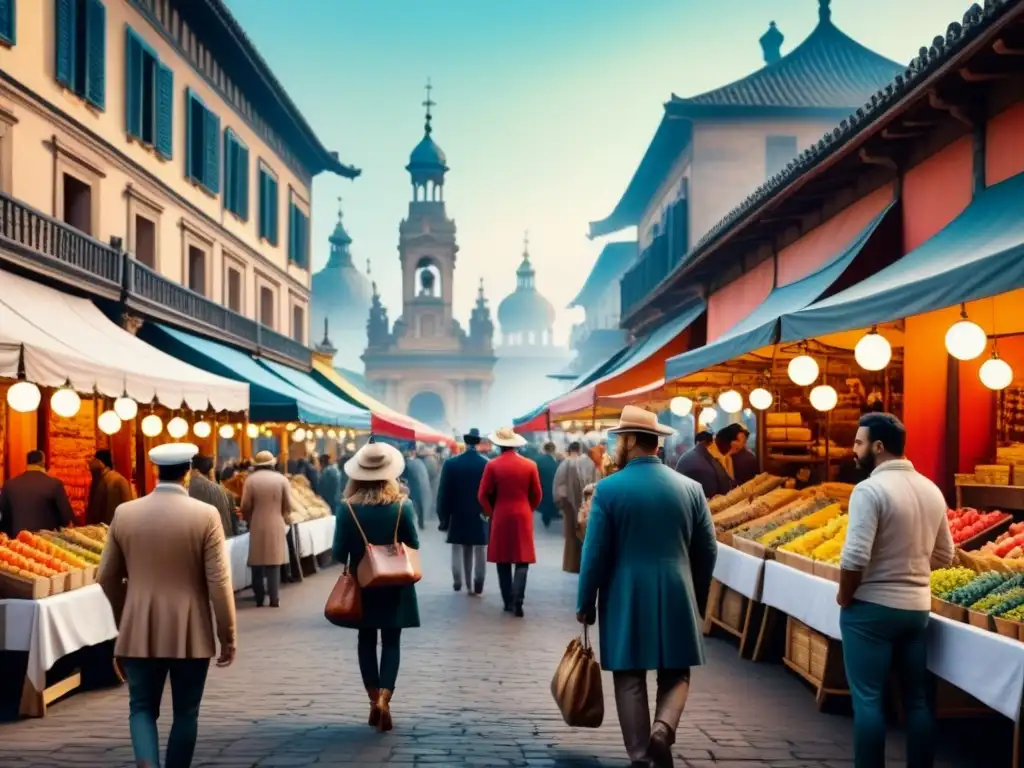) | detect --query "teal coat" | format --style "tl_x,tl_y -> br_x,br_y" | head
332,499 -> 421,630
577,456 -> 717,671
